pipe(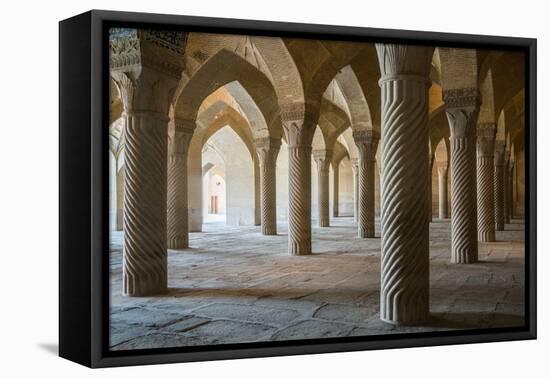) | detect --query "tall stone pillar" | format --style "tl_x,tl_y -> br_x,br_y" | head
333,162 -> 340,217
110,29 -> 186,296
507,159 -> 515,221
353,130 -> 379,238
503,150 -> 511,224
437,162 -> 449,219
255,137 -> 281,235
444,87 -> 480,264
254,155 -> 262,226
494,141 -> 506,231
376,44 -> 433,325
283,119 -> 314,255
313,150 -> 333,227
167,119 -> 194,249
428,153 -> 435,222
351,158 -> 359,222
476,124 -> 497,242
